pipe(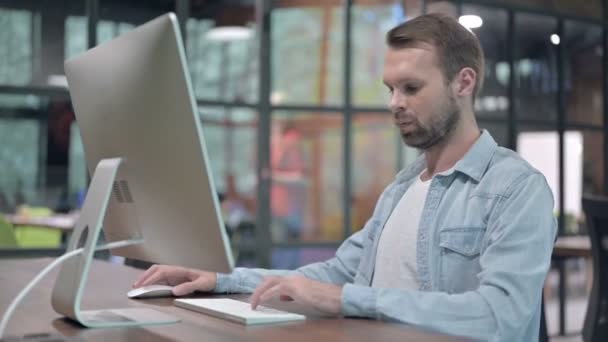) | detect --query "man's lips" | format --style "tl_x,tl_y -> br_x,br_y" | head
396,121 -> 415,126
